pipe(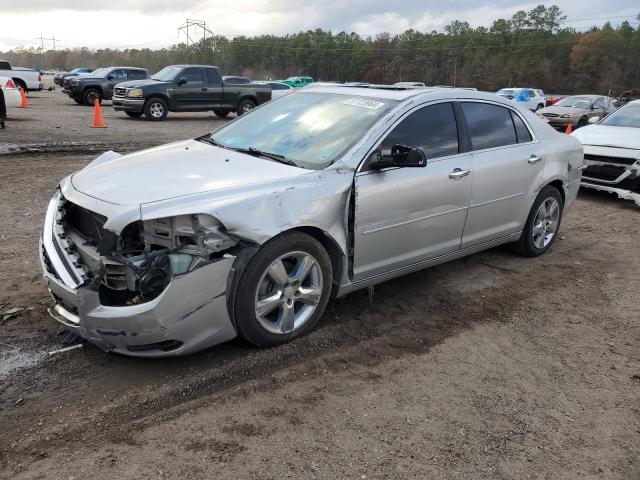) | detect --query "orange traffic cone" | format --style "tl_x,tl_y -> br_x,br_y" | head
19,88 -> 29,108
565,122 -> 573,134
91,99 -> 107,128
